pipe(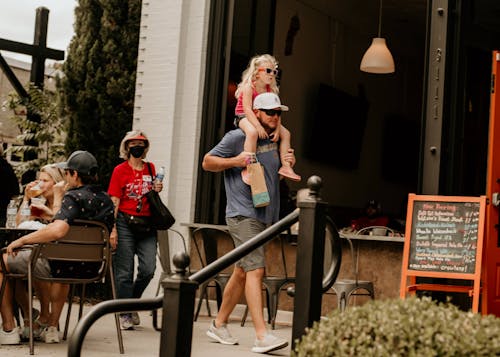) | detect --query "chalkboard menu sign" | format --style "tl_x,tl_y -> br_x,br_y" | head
400,194 -> 486,312
409,200 -> 480,274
